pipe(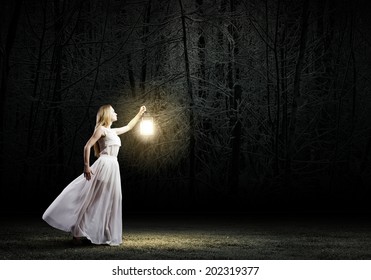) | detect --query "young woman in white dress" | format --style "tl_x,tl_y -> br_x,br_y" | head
42,104 -> 146,246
